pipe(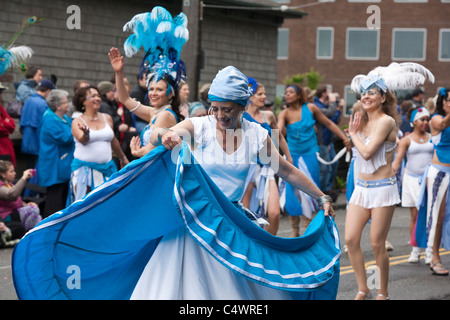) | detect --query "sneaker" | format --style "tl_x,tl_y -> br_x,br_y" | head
385,240 -> 394,252
408,248 -> 421,263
